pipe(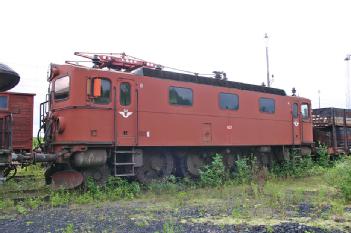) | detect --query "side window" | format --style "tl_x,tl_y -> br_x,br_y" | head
219,93 -> 239,110
169,87 -> 193,106
292,103 -> 298,118
0,96 -> 8,110
54,75 -> 70,100
301,103 -> 309,119
259,97 -> 275,113
92,78 -> 111,104
120,82 -> 131,106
